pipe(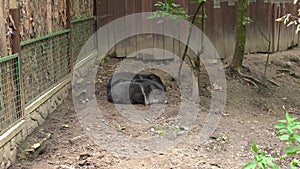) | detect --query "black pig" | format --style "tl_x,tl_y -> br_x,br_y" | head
107,78 -> 167,105
107,72 -> 166,91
